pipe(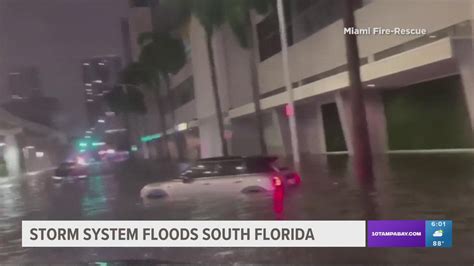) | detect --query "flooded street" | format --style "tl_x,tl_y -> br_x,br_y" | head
1,154 -> 474,264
